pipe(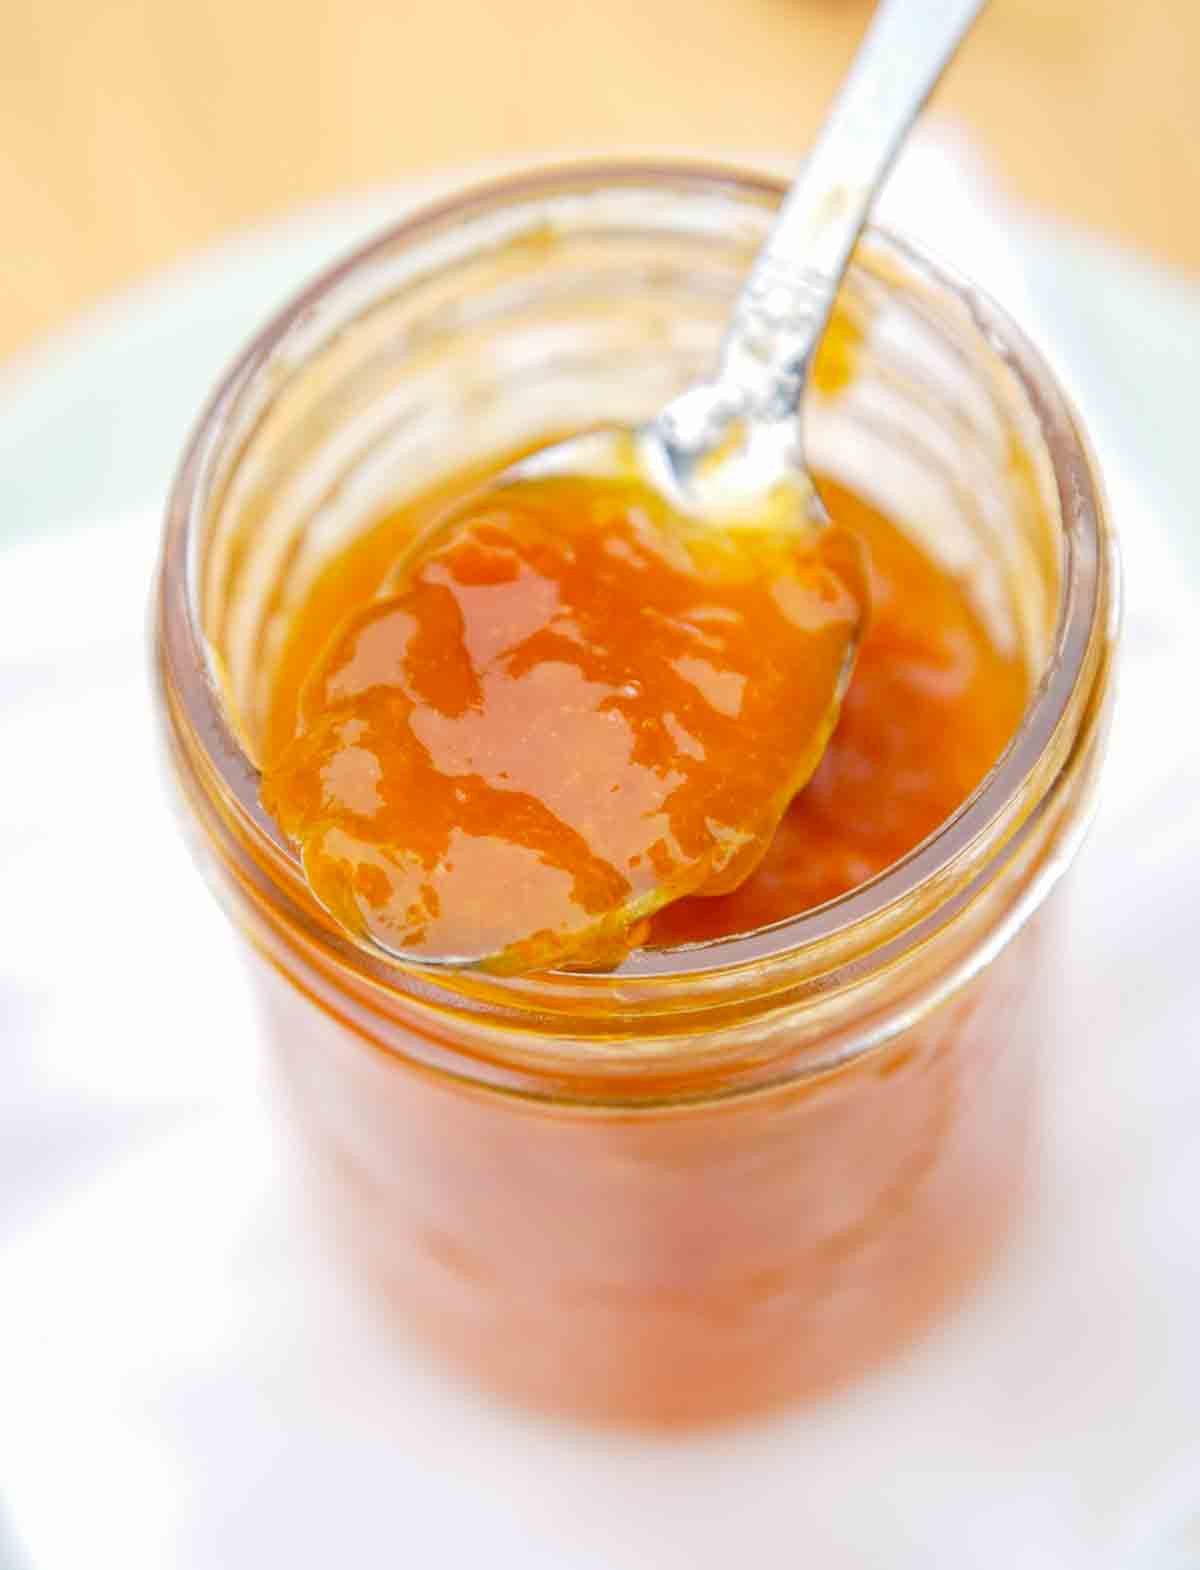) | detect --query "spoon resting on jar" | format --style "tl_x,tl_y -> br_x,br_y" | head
262,0 -> 989,974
